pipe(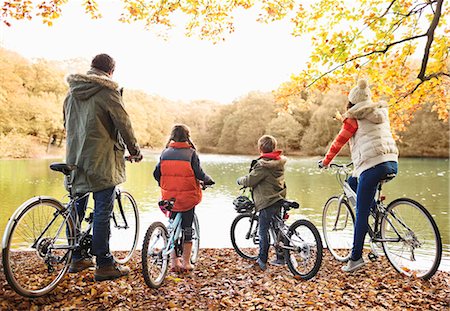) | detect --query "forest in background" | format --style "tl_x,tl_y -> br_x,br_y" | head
0,48 -> 448,159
